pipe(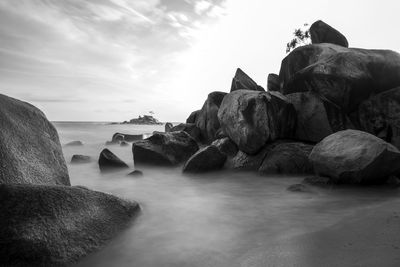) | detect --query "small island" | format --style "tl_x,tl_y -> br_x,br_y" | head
121,114 -> 163,125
